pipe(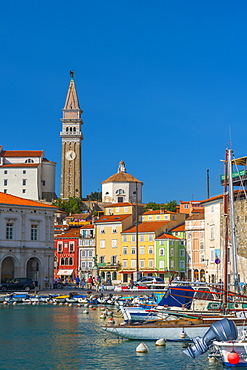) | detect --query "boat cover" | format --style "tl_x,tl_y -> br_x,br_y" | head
158,285 -> 194,309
